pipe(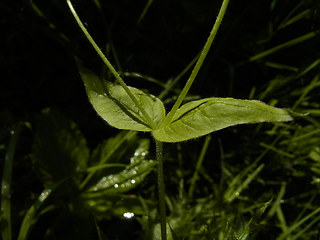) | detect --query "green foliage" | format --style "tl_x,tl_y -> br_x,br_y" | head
74,2 -> 292,144
17,188 -> 52,240
32,108 -> 89,187
1,125 -> 20,240
153,98 -> 292,142
10,109 -> 157,239
79,65 -> 165,131
1,0 -> 320,239
71,1 -> 292,237
80,63 -> 292,143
